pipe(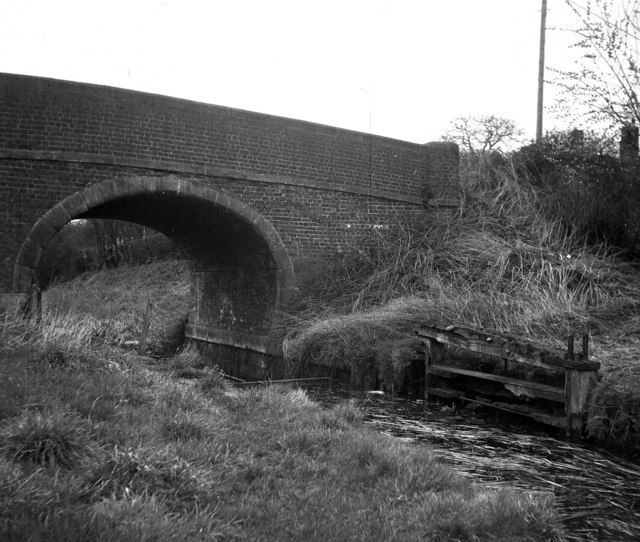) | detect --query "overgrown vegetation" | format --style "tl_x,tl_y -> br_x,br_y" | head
515,130 -> 640,251
284,135 -> 640,454
0,291 -> 562,540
